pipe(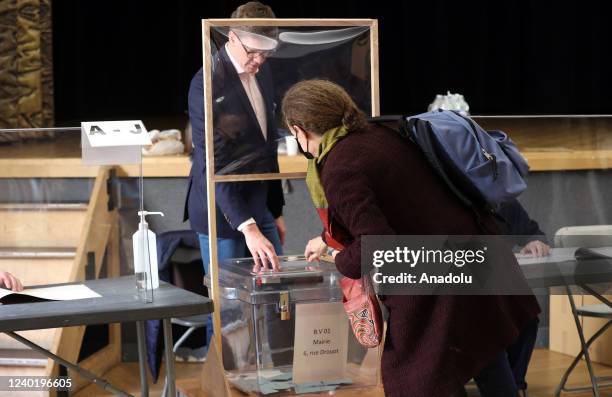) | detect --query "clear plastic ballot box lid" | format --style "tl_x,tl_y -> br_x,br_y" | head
204,256 -> 343,304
